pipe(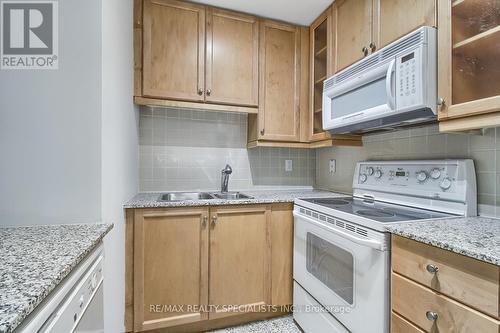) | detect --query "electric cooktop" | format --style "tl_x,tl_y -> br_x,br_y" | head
302,197 -> 457,223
